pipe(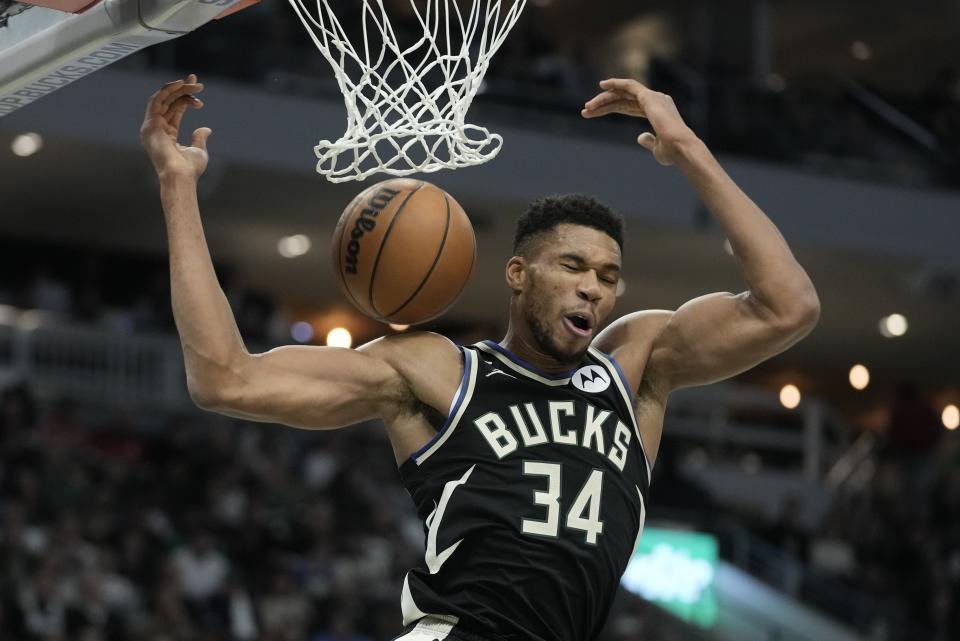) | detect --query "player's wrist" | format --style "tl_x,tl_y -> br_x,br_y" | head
668,134 -> 710,168
158,167 -> 201,185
